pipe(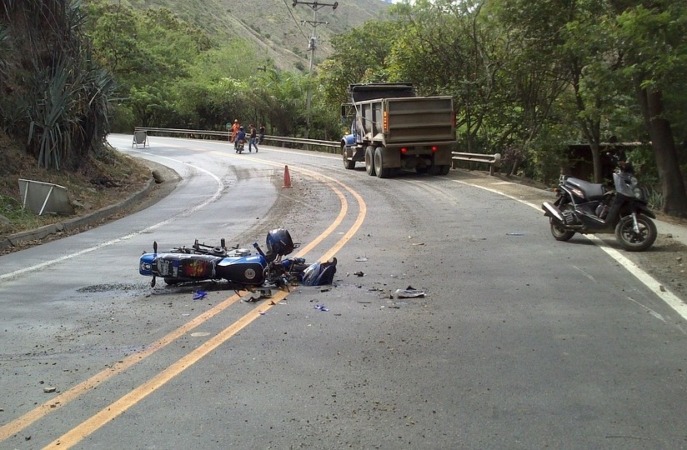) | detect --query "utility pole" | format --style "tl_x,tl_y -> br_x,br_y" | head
292,1 -> 338,137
